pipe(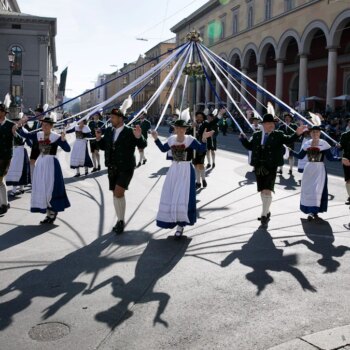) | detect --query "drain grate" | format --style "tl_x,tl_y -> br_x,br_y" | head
28,322 -> 70,342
